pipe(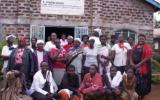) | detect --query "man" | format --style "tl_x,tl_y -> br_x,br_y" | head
89,28 -> 101,48
30,37 -> 37,52
44,32 -> 57,51
1,34 -> 17,78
